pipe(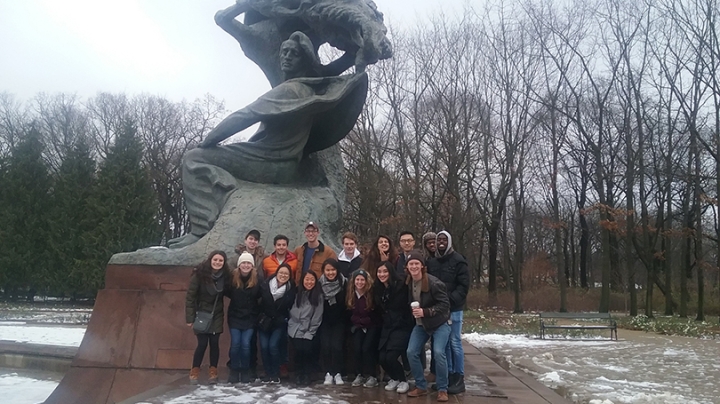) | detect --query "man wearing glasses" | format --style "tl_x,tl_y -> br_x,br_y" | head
293,221 -> 337,284
396,231 -> 416,277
